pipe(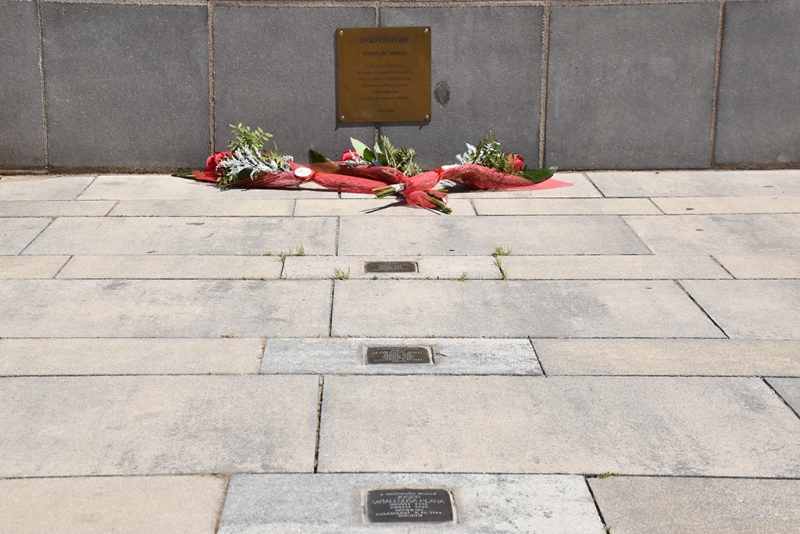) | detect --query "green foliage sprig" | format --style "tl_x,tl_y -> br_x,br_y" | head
218,124 -> 291,189
228,123 -> 273,153
456,131 -> 557,184
350,136 -> 422,176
